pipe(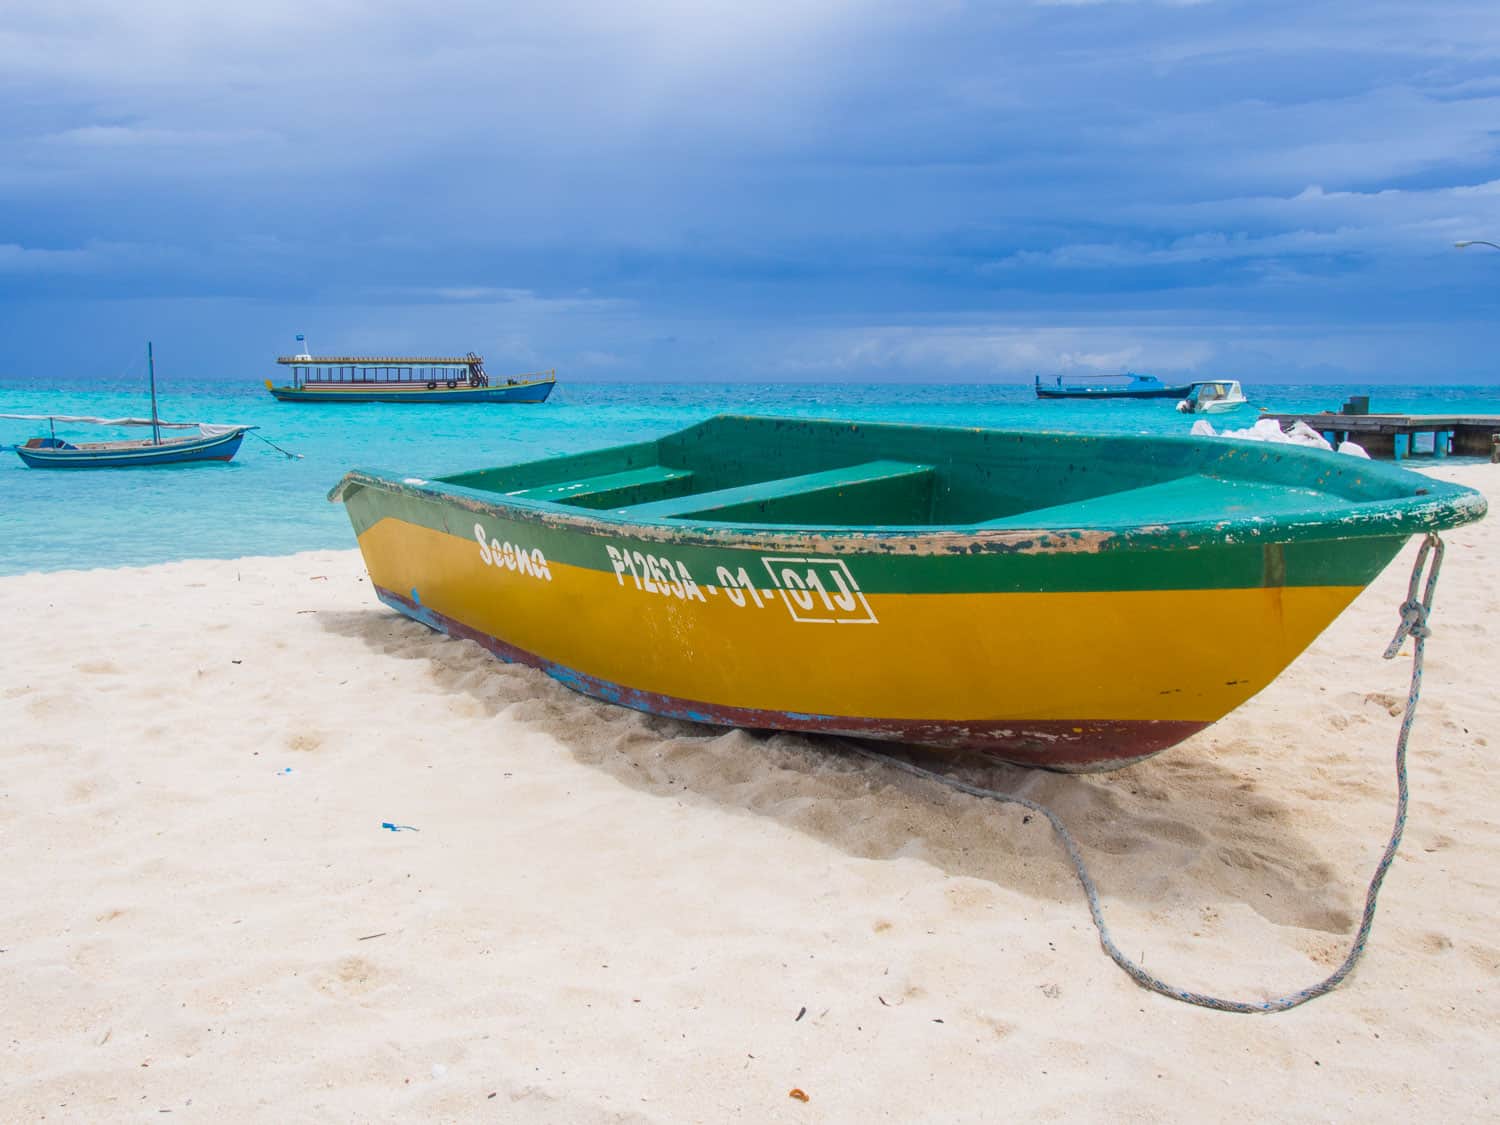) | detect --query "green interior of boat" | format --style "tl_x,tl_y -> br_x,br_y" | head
435,414 -> 1435,529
